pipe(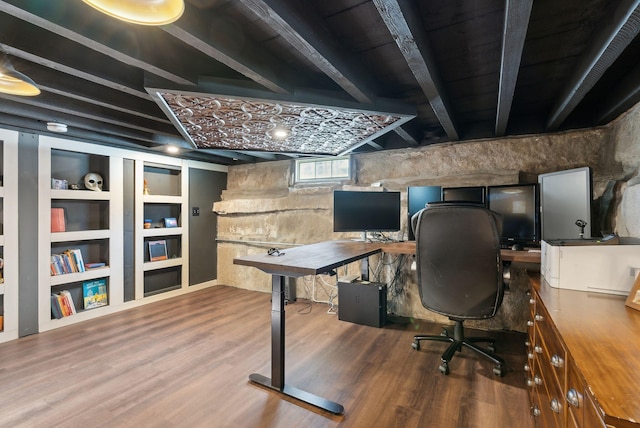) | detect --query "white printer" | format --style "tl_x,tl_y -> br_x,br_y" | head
541,237 -> 640,295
